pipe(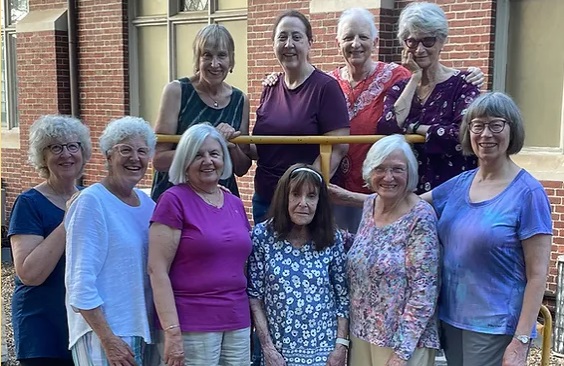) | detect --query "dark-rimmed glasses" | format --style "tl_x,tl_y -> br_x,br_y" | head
46,142 -> 82,155
469,119 -> 507,134
404,36 -> 437,49
112,144 -> 150,158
